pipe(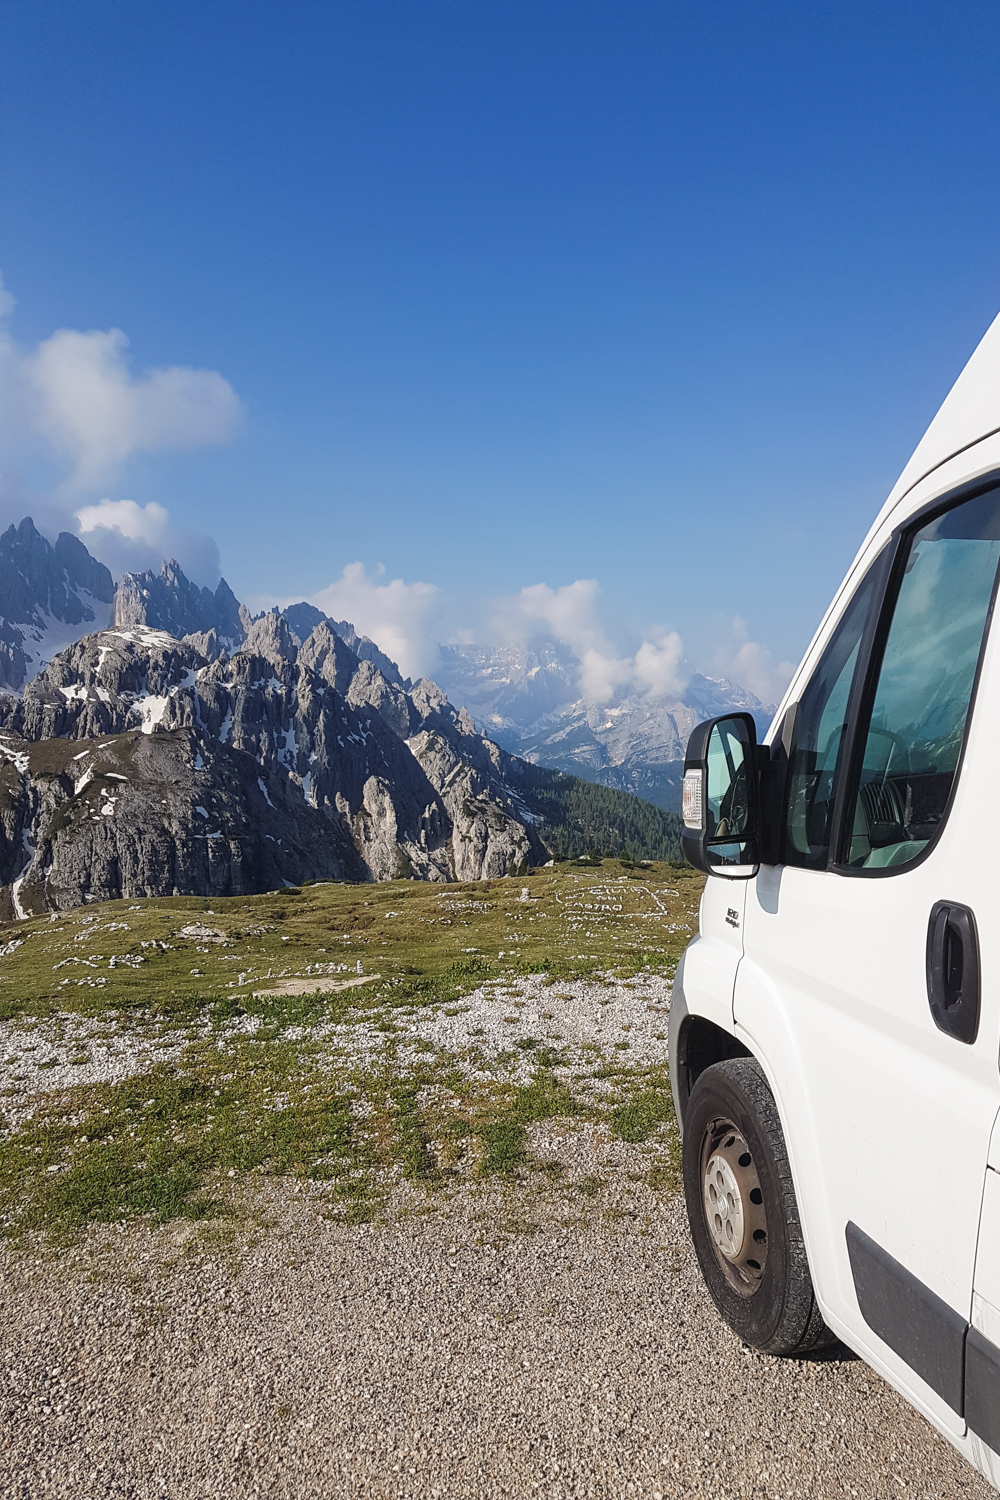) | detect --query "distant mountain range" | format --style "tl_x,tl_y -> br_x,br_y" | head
433,641 -> 769,812
0,520 -> 684,914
